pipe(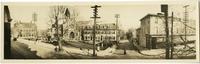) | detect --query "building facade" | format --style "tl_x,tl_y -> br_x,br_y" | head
137,13 -> 196,49
82,23 -> 117,44
12,22 -> 37,40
